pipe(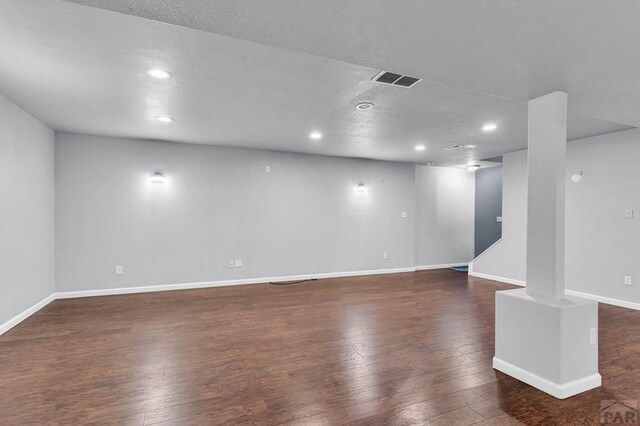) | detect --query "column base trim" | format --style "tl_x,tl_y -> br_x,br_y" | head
493,357 -> 601,399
